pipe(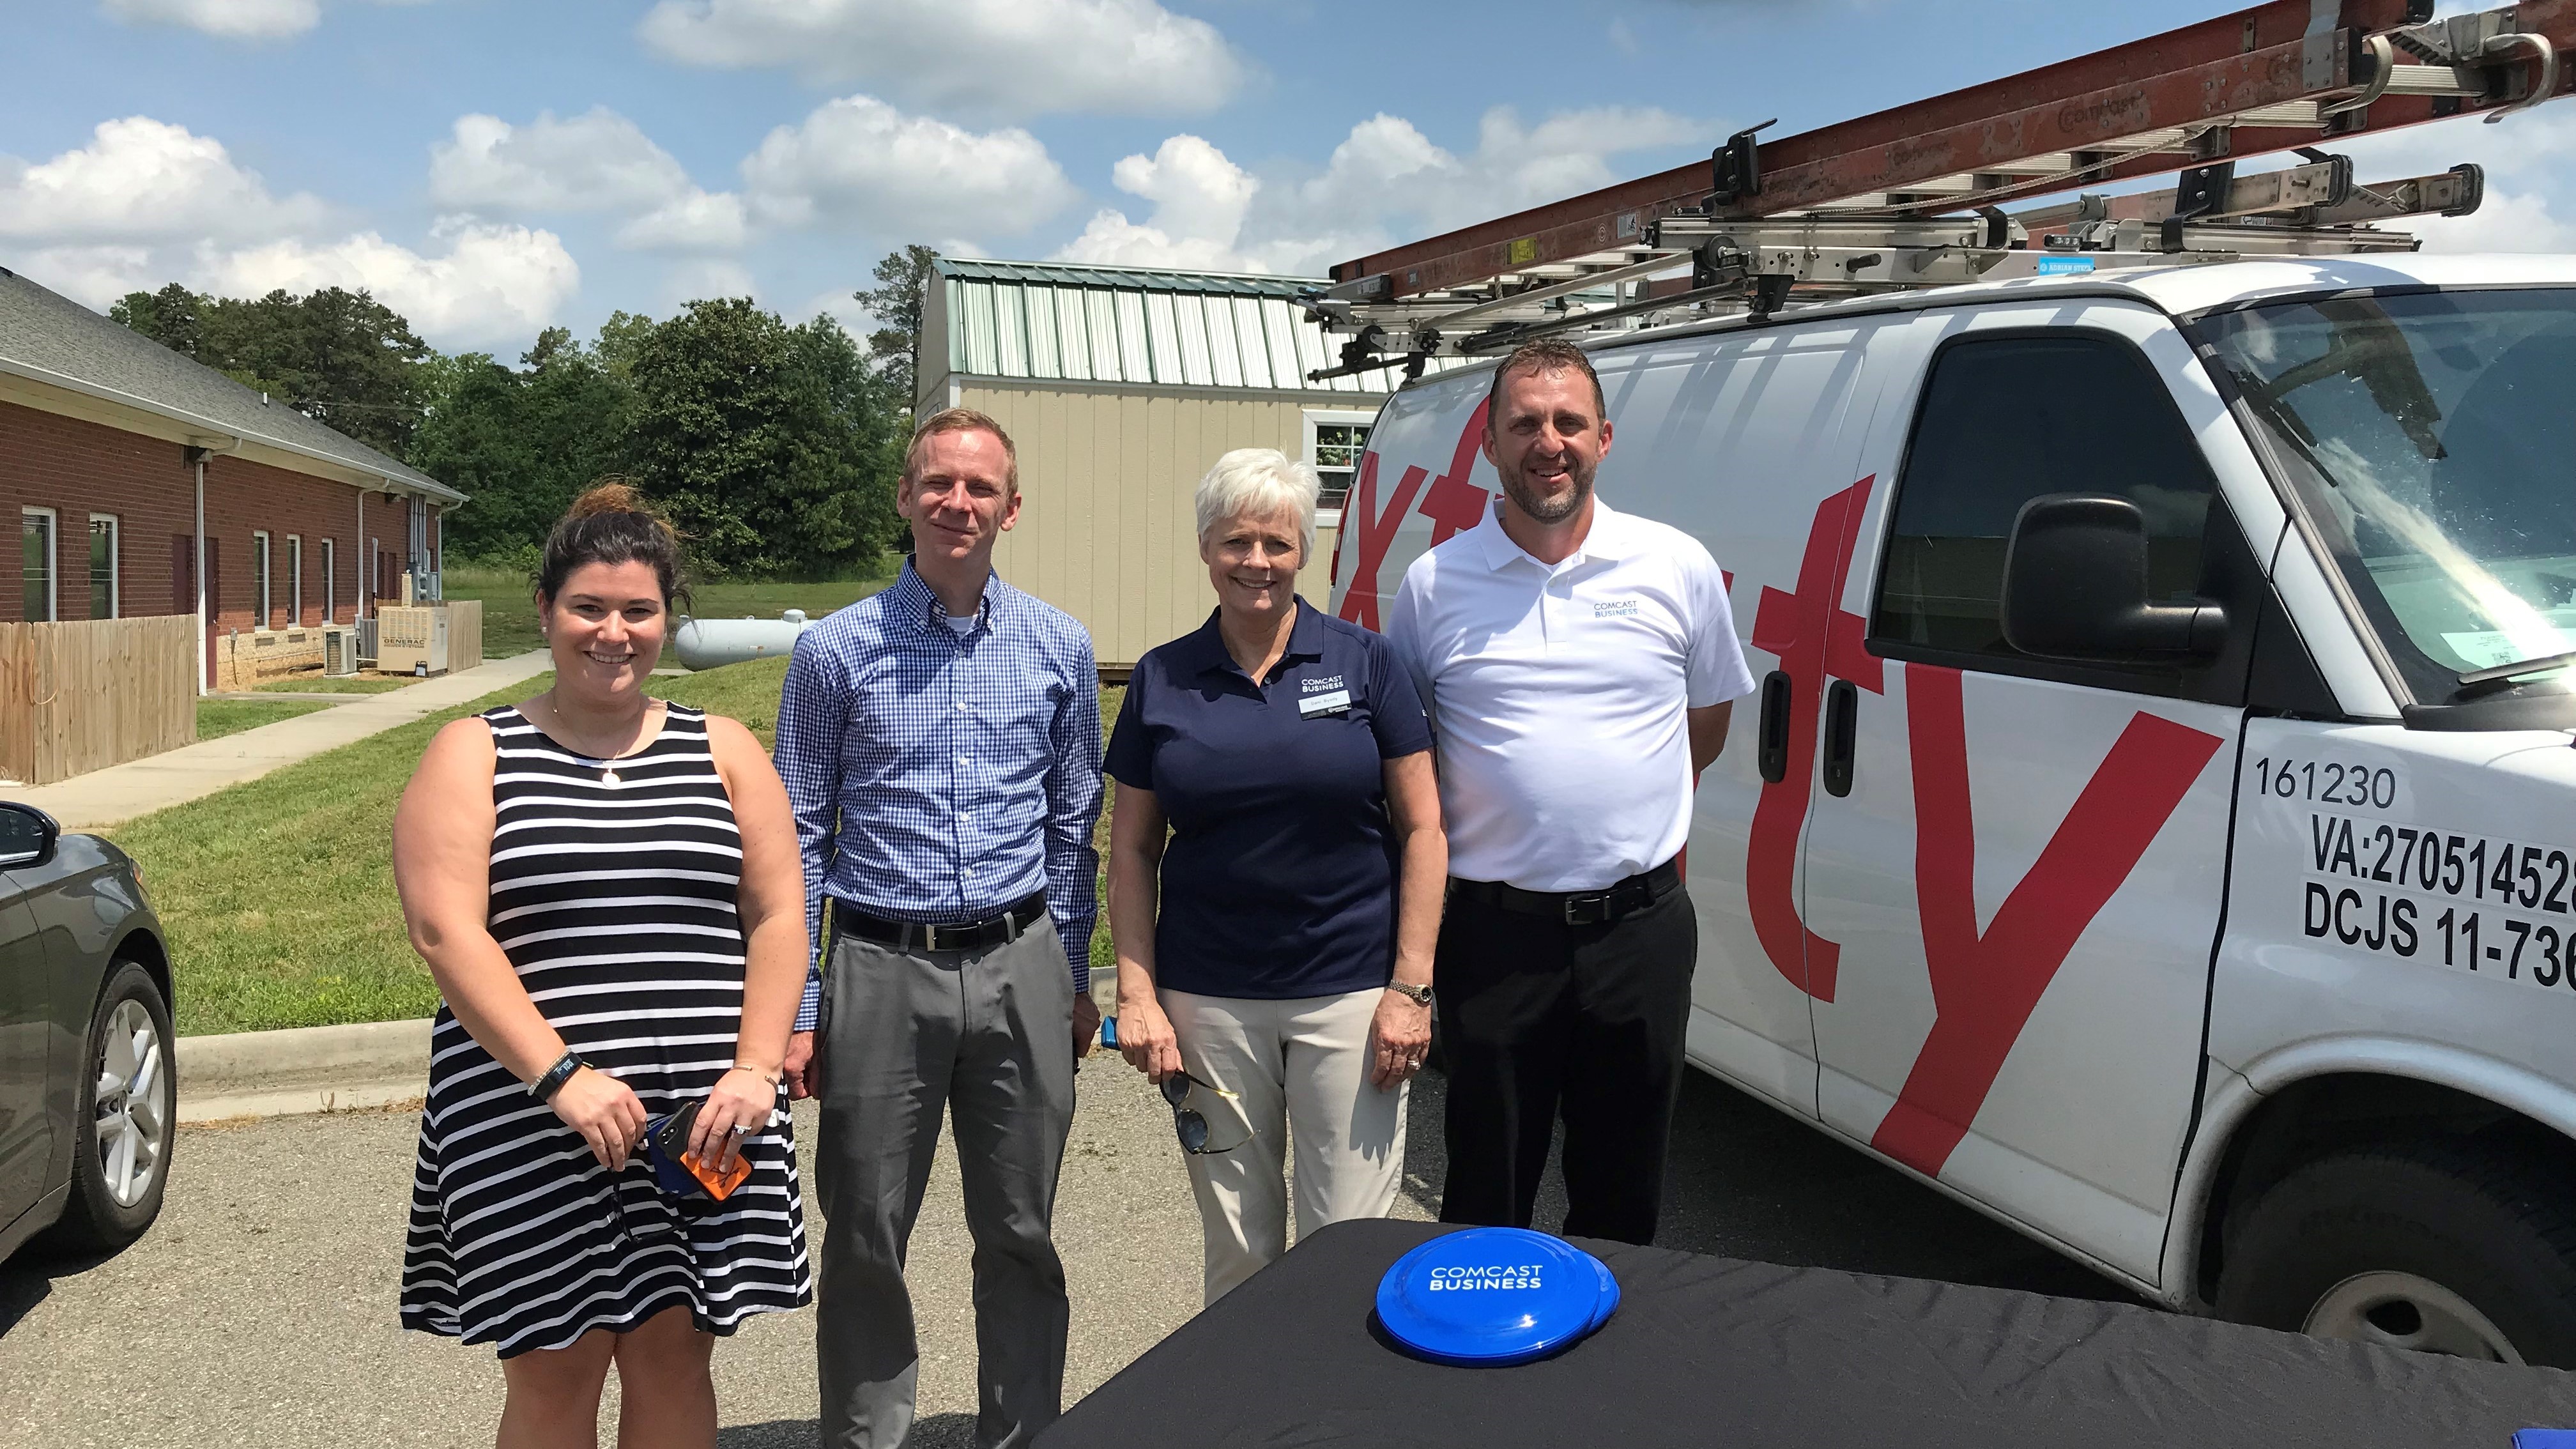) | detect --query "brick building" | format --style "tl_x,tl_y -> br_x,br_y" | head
0,266 -> 463,686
